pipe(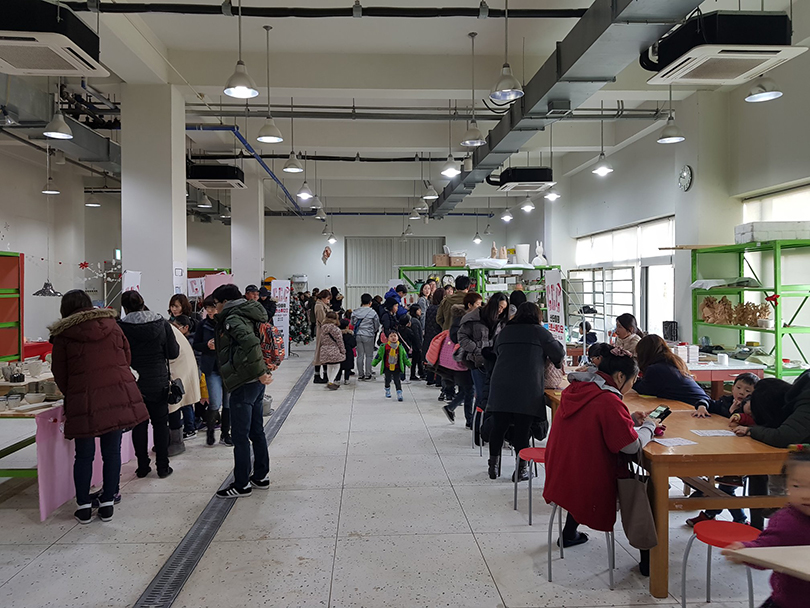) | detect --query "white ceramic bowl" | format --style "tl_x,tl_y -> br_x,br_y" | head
24,393 -> 47,404
757,319 -> 775,329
